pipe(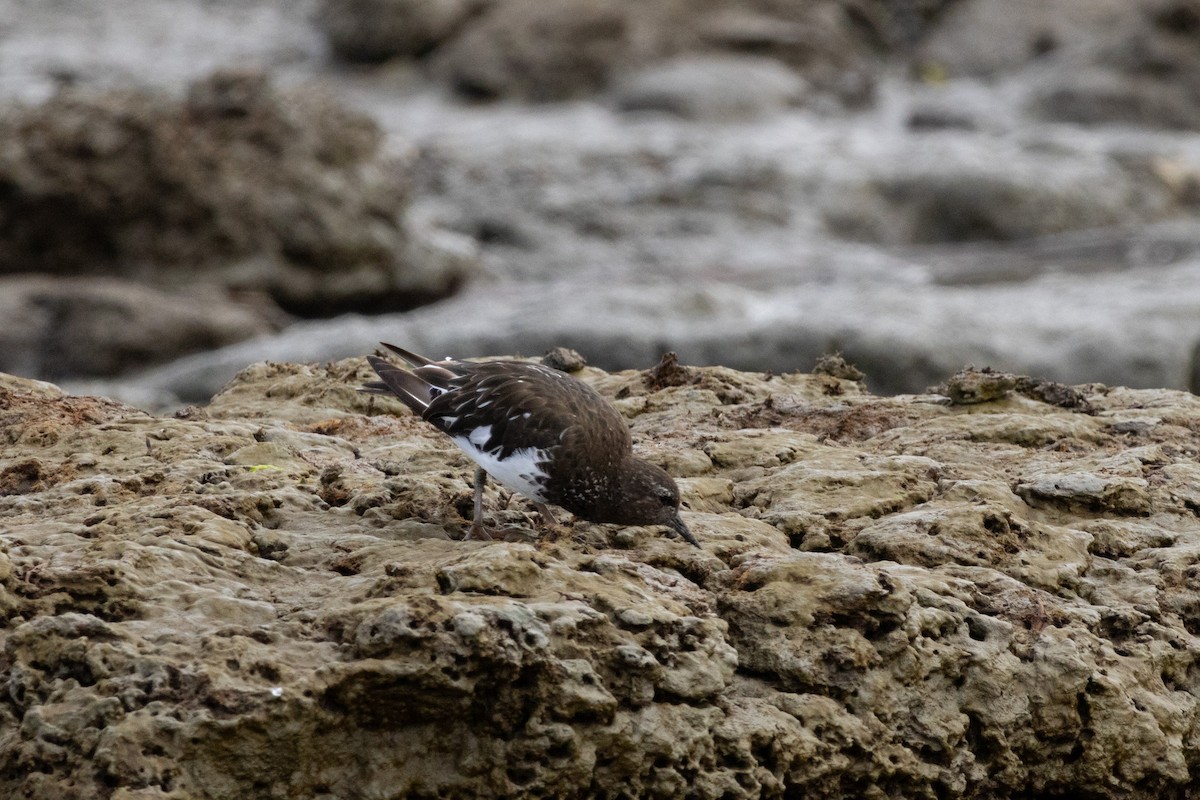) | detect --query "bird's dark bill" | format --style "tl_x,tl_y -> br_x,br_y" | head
670,515 -> 700,547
